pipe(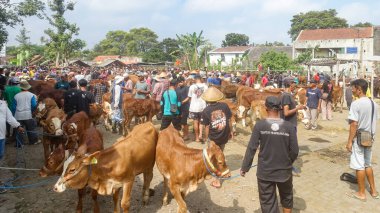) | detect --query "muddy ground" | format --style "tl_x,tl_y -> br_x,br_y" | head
1,102 -> 379,213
